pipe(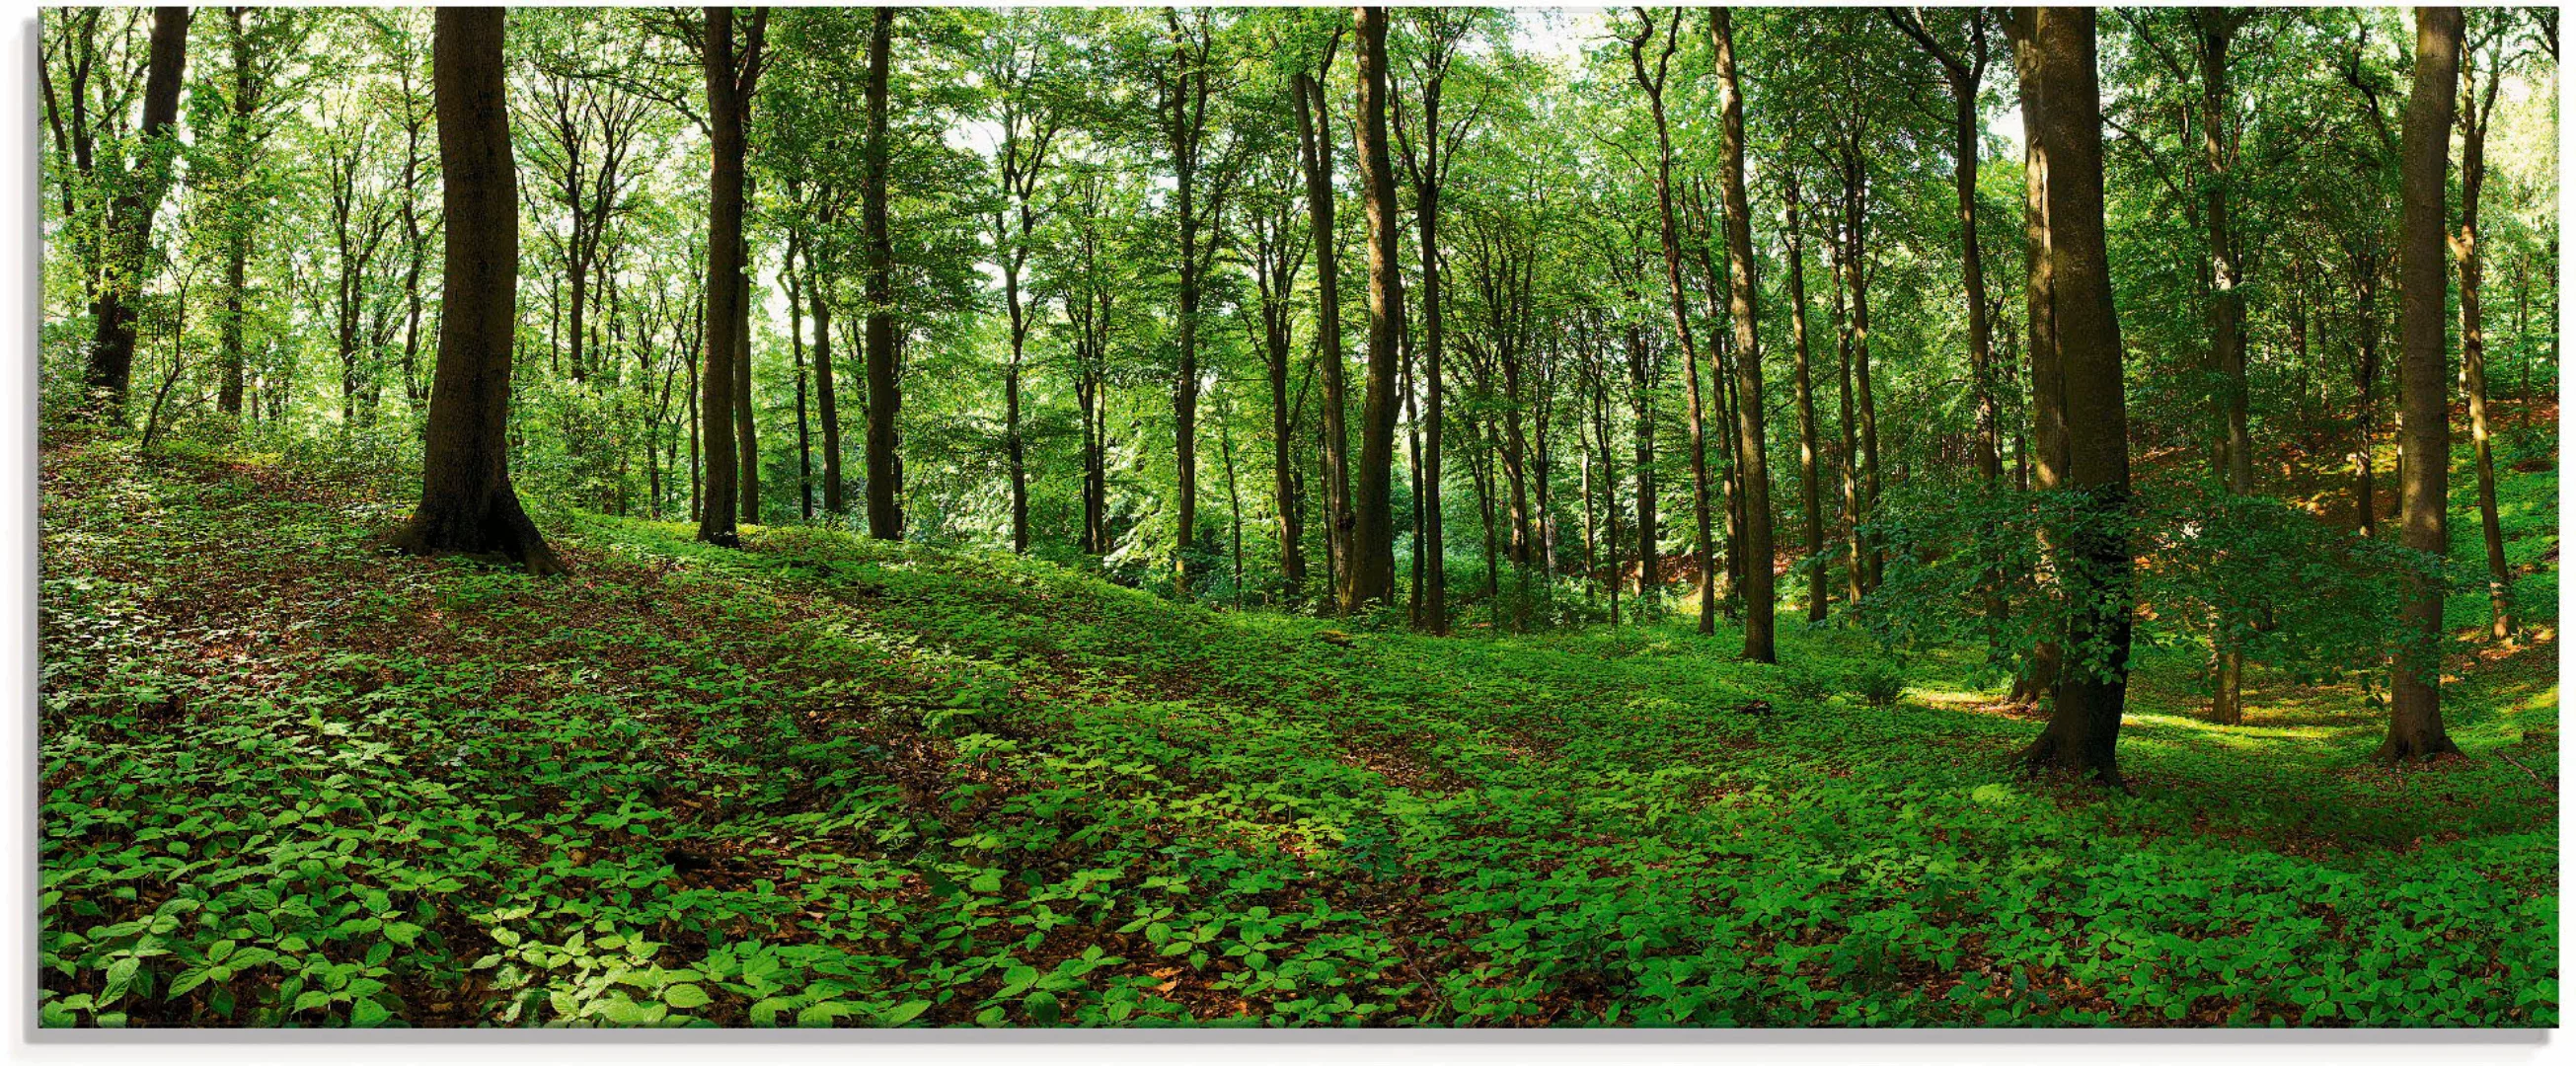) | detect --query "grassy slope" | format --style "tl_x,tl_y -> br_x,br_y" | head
38,431 -> 2556,1028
